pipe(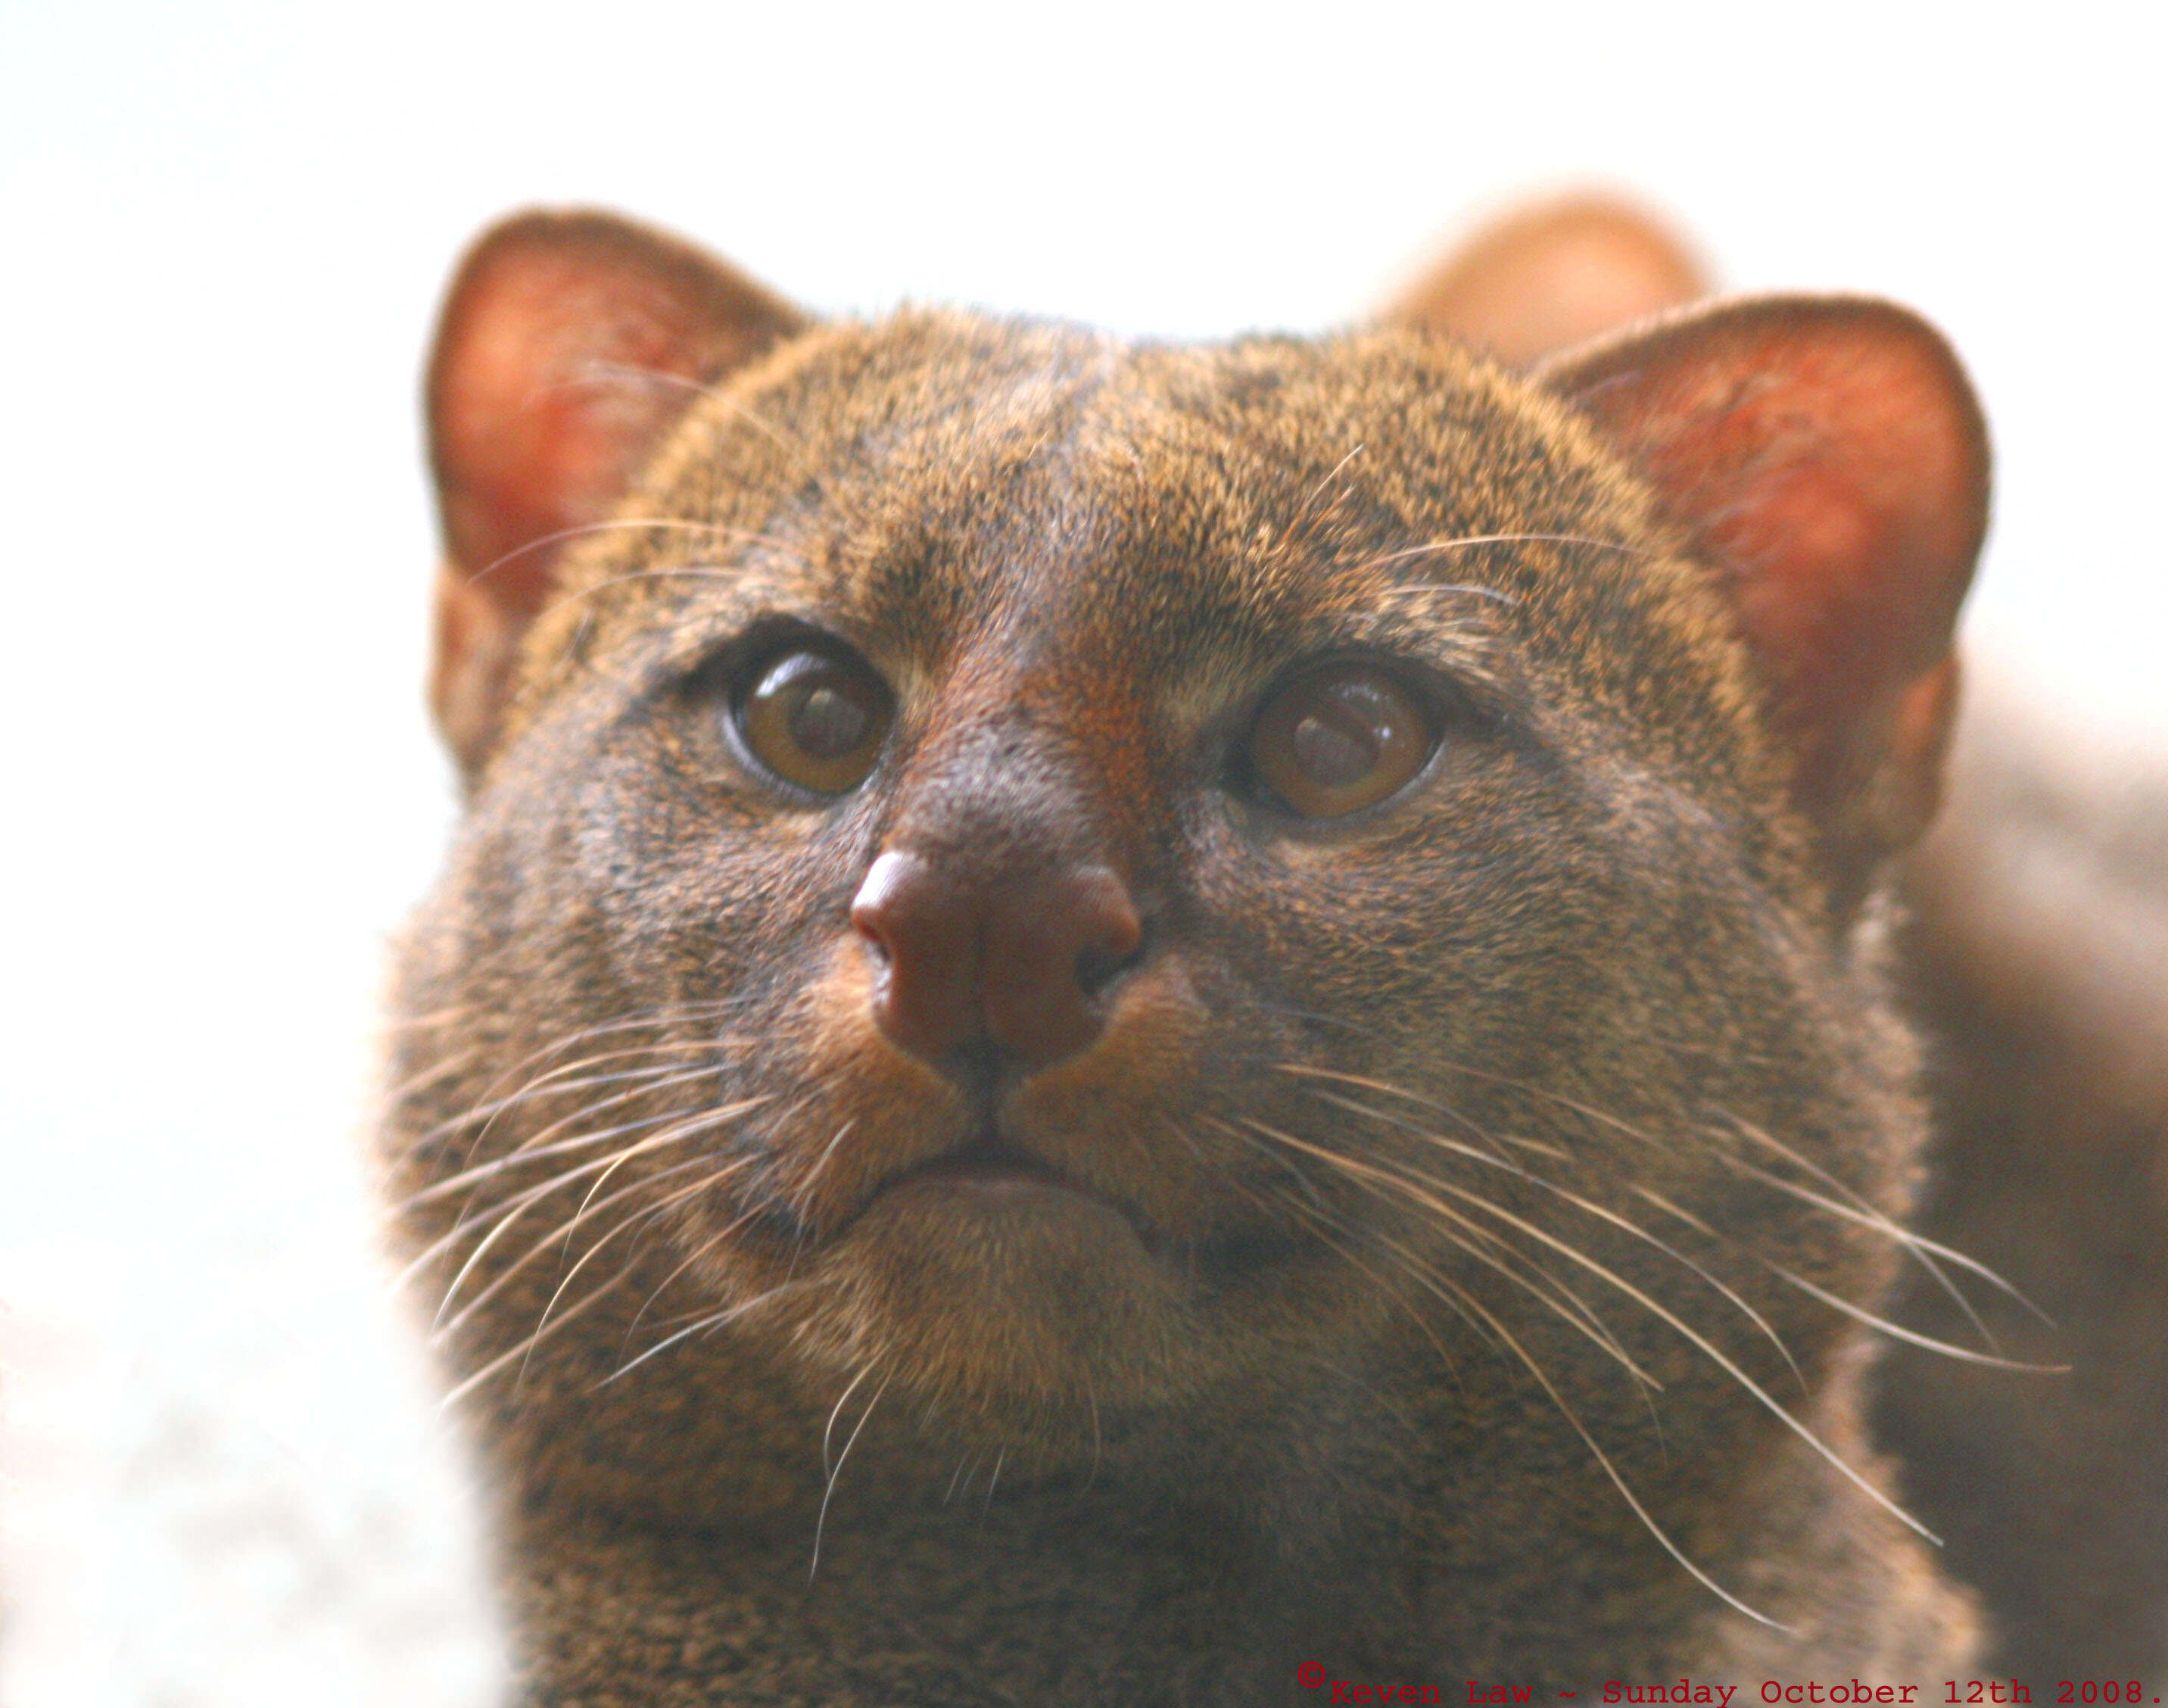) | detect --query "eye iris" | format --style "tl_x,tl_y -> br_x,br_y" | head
1251,667 -> 1431,819
737,646 -> 892,793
